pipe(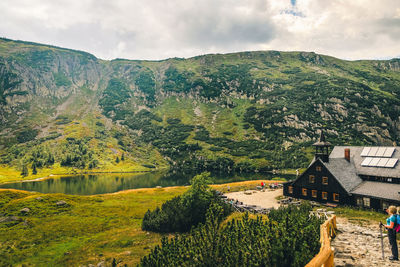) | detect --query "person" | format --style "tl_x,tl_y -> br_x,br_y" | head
383,206 -> 399,261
